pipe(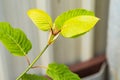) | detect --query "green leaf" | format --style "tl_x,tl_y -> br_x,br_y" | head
21,74 -> 48,80
0,22 -> 32,56
27,9 -> 52,31
46,63 -> 80,80
61,16 -> 99,38
0,22 -> 14,39
55,8 -> 94,30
